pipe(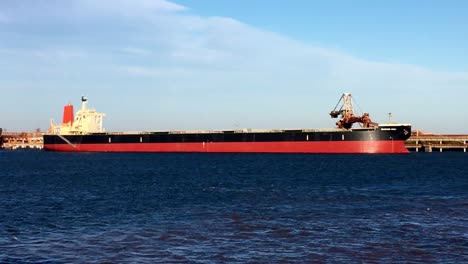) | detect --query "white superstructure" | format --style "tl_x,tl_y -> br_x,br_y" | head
49,97 -> 106,135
